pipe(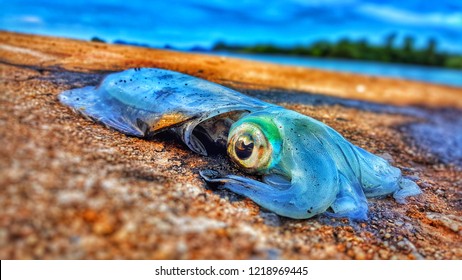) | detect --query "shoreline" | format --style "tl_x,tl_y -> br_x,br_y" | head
207,51 -> 462,88
1,30 -> 462,109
